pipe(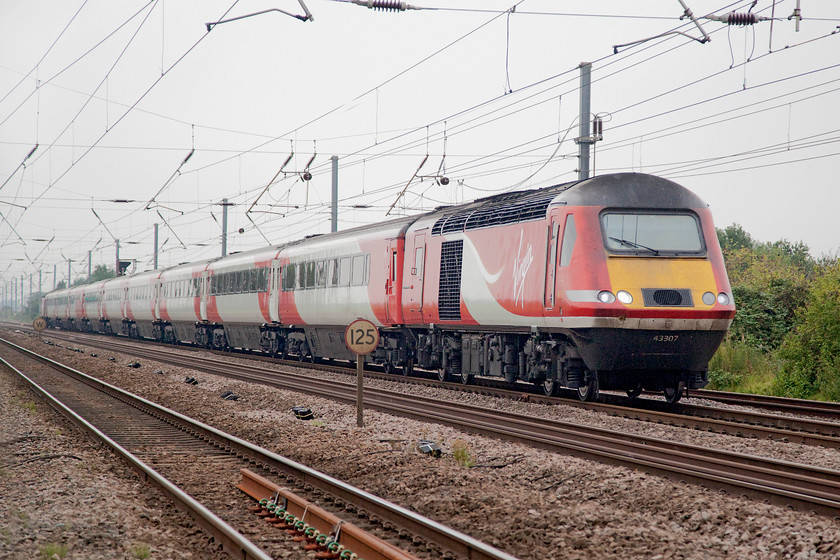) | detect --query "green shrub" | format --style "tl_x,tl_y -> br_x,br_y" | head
708,340 -> 776,394
451,439 -> 475,468
39,543 -> 68,560
775,261 -> 840,401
